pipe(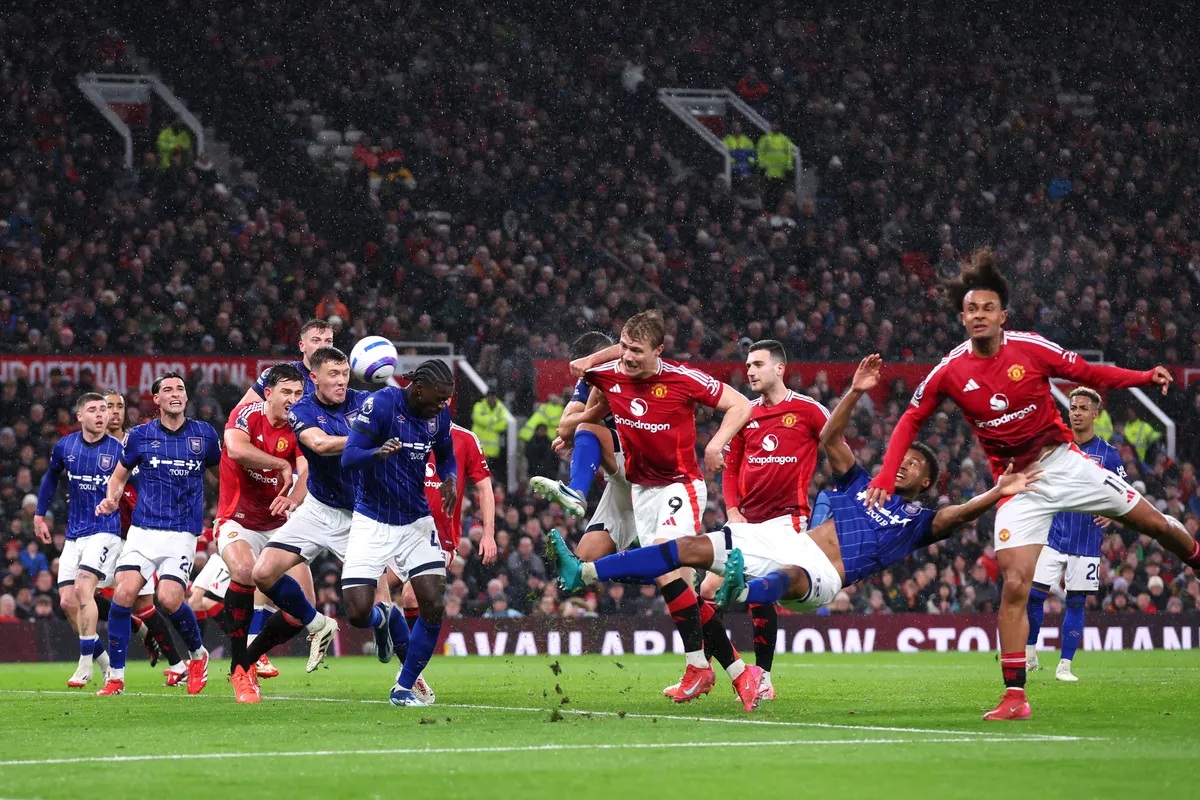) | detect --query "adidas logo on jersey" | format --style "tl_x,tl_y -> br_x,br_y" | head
610,384 -> 621,393
745,421 -> 760,428
963,379 -> 980,392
